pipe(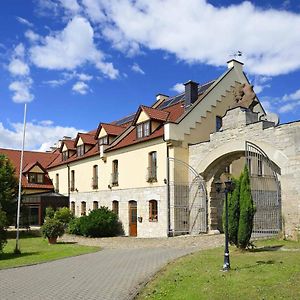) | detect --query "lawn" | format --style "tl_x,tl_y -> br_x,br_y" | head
0,231 -> 99,269
137,239 -> 300,300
